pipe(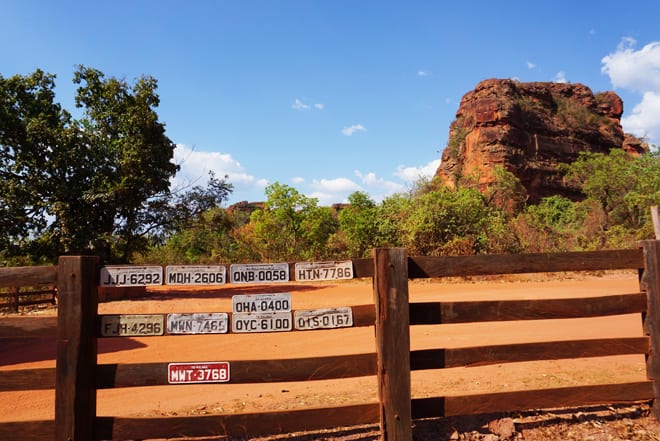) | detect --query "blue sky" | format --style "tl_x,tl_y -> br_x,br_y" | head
2,1 -> 660,205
